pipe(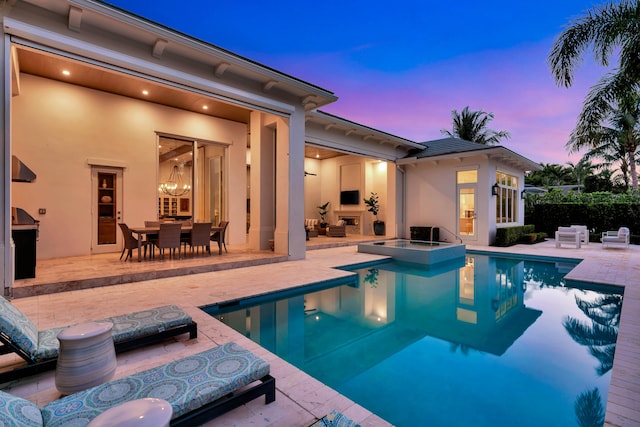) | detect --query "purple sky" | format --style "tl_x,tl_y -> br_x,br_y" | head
105,0 -> 609,165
